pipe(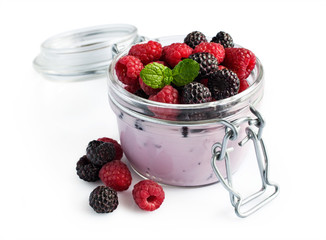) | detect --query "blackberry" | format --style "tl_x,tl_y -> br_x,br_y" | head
211,31 -> 234,48
181,82 -> 212,104
189,52 -> 219,80
89,186 -> 118,213
86,140 -> 115,166
184,31 -> 208,49
76,155 -> 100,182
207,69 -> 240,100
